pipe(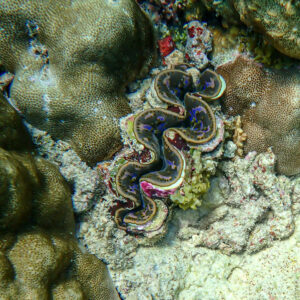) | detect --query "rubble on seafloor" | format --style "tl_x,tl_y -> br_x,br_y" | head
76,148 -> 299,299
178,149 -> 299,254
